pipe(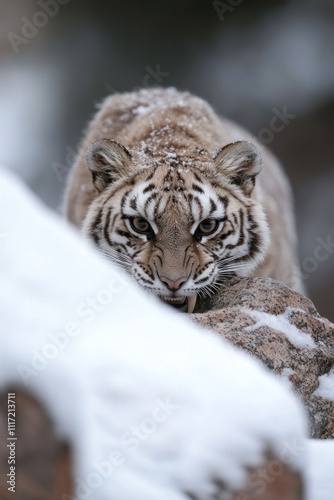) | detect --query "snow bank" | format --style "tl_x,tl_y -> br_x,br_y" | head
306,439 -> 334,500
0,167 -> 307,499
